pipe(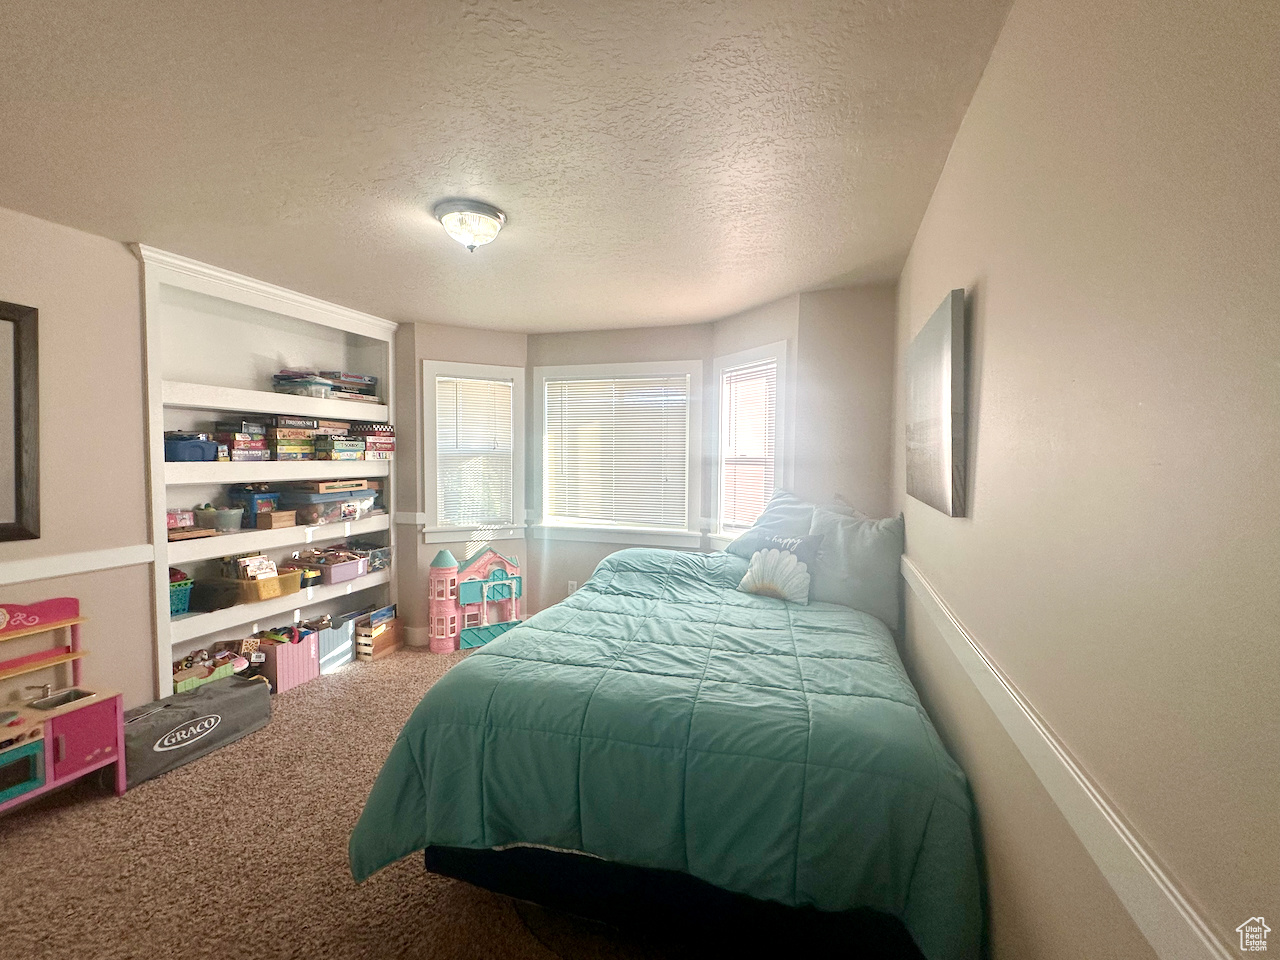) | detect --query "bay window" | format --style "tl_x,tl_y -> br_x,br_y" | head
714,342 -> 786,536
422,361 -> 525,541
535,361 -> 701,542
